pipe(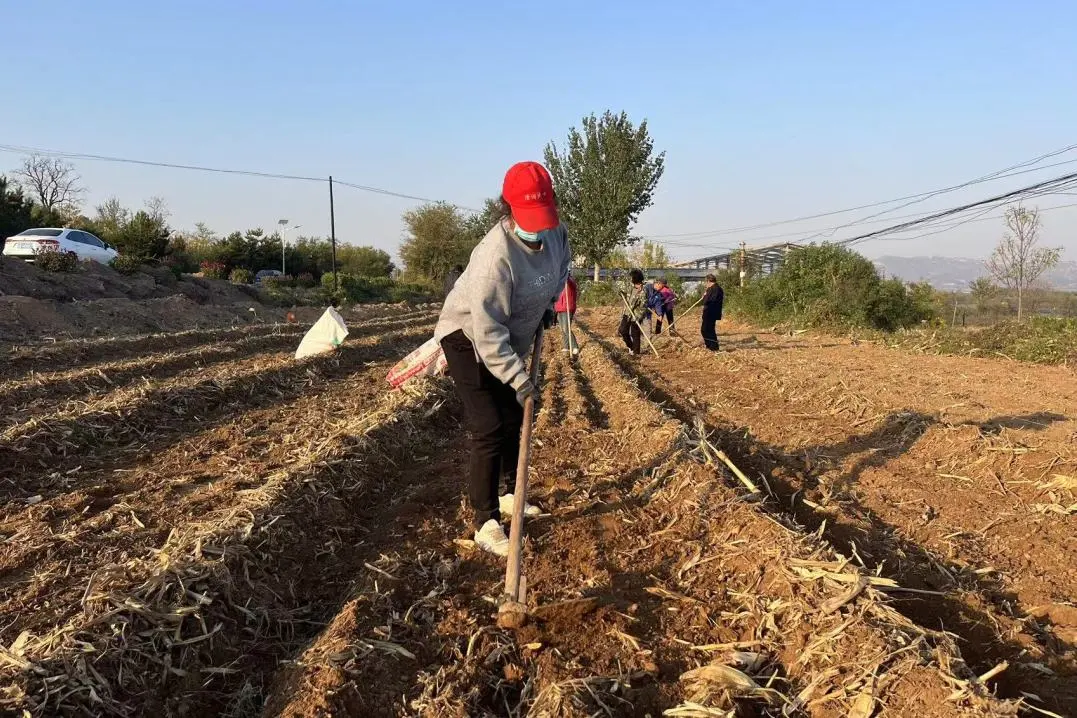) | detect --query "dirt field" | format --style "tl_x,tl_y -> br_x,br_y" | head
1,303 -> 1070,717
